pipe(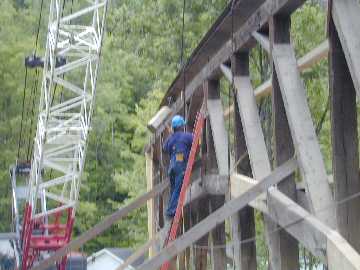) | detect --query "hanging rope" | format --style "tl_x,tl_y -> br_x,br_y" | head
34,0 -> 44,56
17,67 -> 28,160
17,0 -> 45,161
26,70 -> 40,161
229,1 -> 236,267
180,0 -> 187,119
